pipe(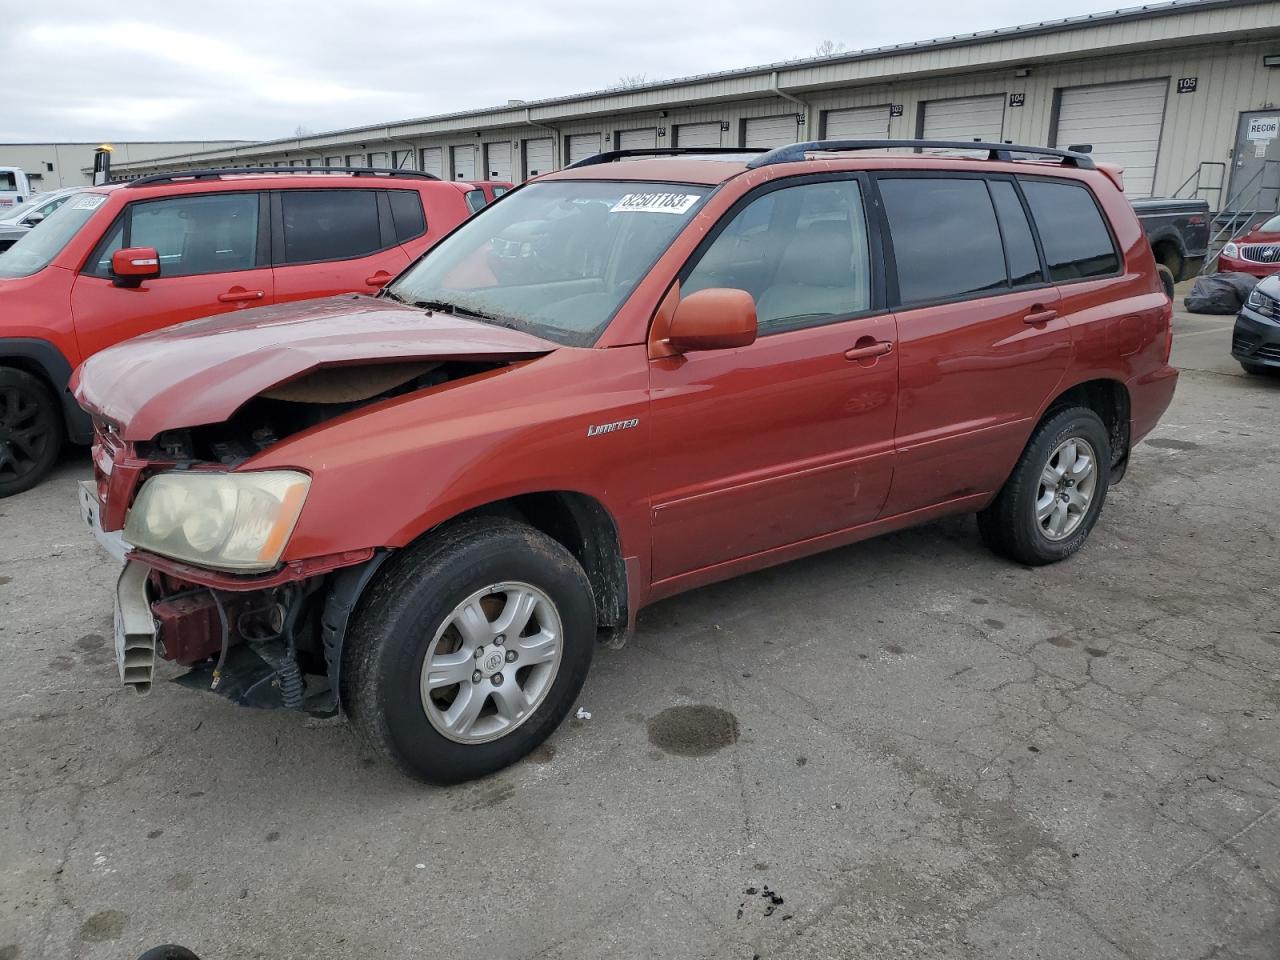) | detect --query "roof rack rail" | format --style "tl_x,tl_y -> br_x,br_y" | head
565,147 -> 763,169
125,166 -> 440,188
744,140 -> 1096,170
